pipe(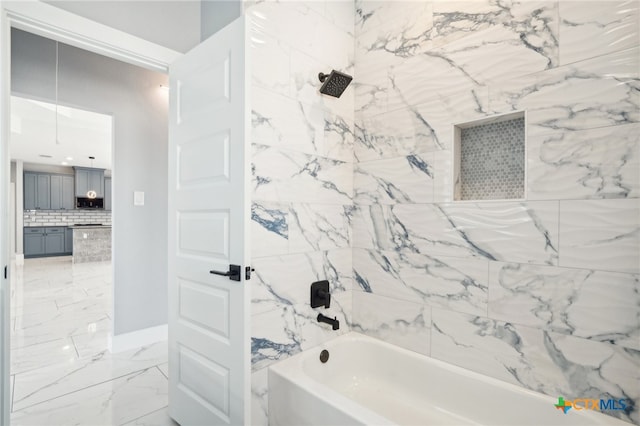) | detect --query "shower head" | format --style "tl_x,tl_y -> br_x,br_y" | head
318,70 -> 353,98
